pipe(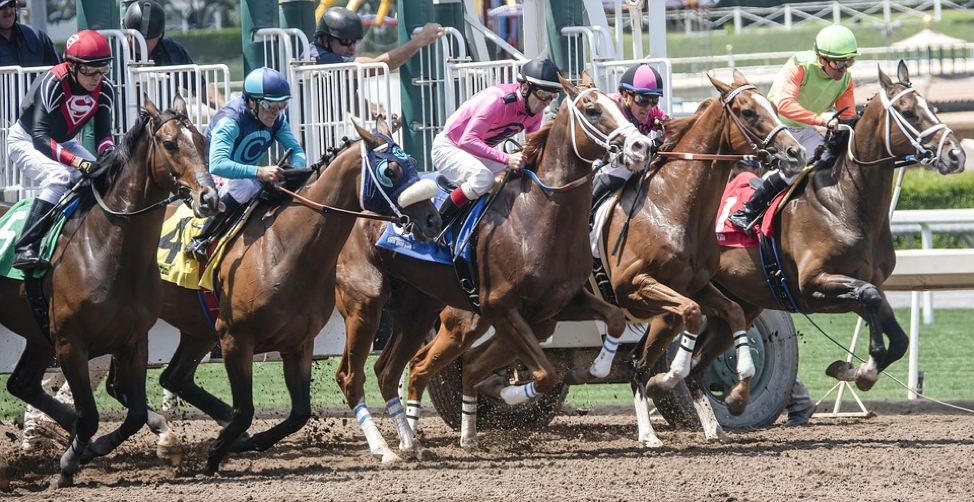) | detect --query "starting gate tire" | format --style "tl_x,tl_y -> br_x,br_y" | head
652,310 -> 799,429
